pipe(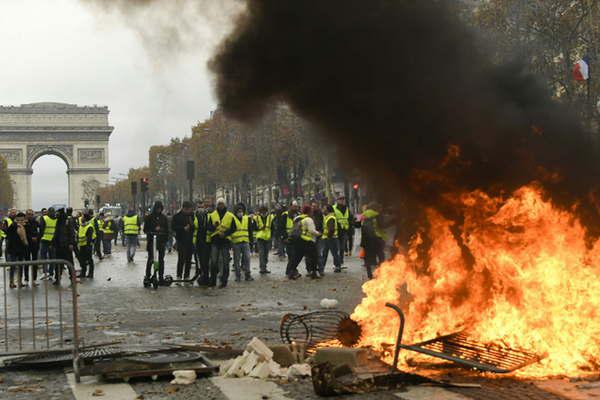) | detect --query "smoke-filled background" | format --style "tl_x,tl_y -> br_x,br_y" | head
209,0 -> 600,235
83,0 -> 600,236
